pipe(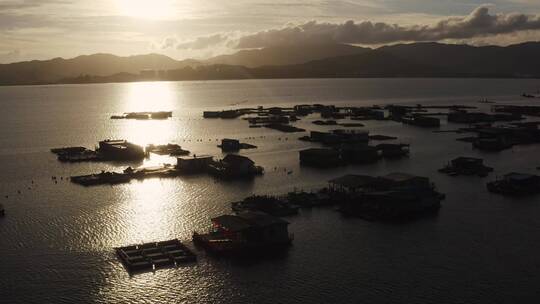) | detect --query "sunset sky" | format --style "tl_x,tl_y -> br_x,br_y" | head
1,0 -> 540,63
